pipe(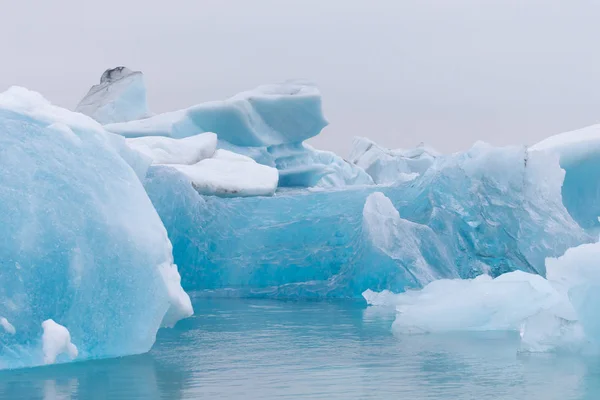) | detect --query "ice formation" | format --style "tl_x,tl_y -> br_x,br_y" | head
105,78 -> 370,188
126,133 -> 279,197
363,239 -> 600,351
163,150 -> 279,197
105,81 -> 326,146
348,137 -> 439,184
146,142 -> 588,298
0,86 -> 192,370
41,320 -> 78,365
363,271 -> 570,333
545,241 -> 600,346
126,132 -> 217,165
76,67 -> 150,124
532,124 -> 600,231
